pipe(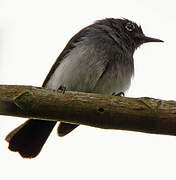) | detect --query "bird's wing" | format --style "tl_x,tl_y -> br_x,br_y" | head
42,28 -> 89,87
